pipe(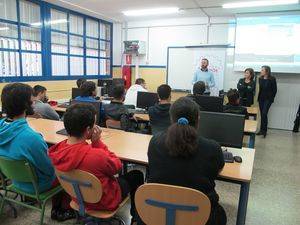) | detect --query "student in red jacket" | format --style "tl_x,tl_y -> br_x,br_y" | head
49,103 -> 144,223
